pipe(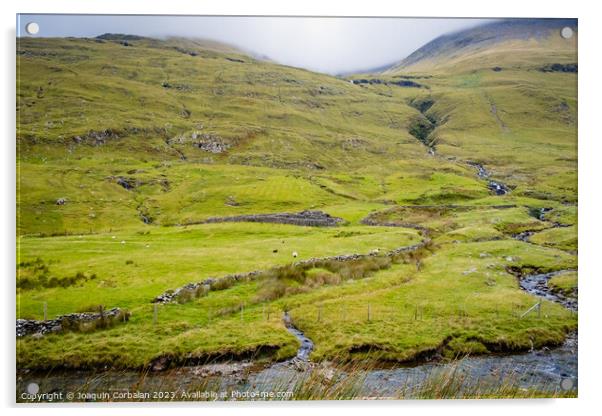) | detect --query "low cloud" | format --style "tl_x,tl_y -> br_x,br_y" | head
18,15 -> 490,74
